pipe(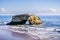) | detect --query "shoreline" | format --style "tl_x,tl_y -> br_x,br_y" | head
0,25 -> 60,40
